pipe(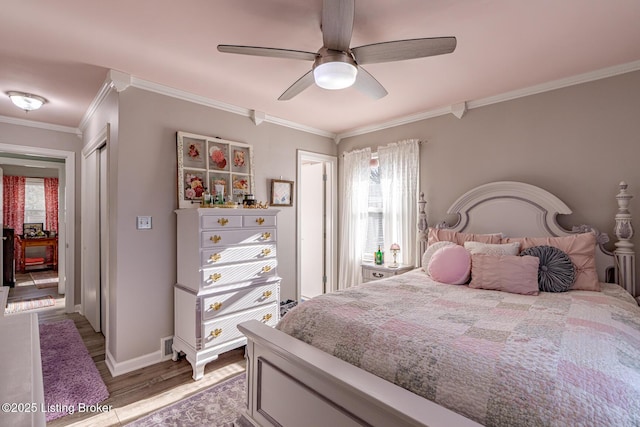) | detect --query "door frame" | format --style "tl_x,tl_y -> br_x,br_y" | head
0,142 -> 76,313
296,150 -> 338,300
